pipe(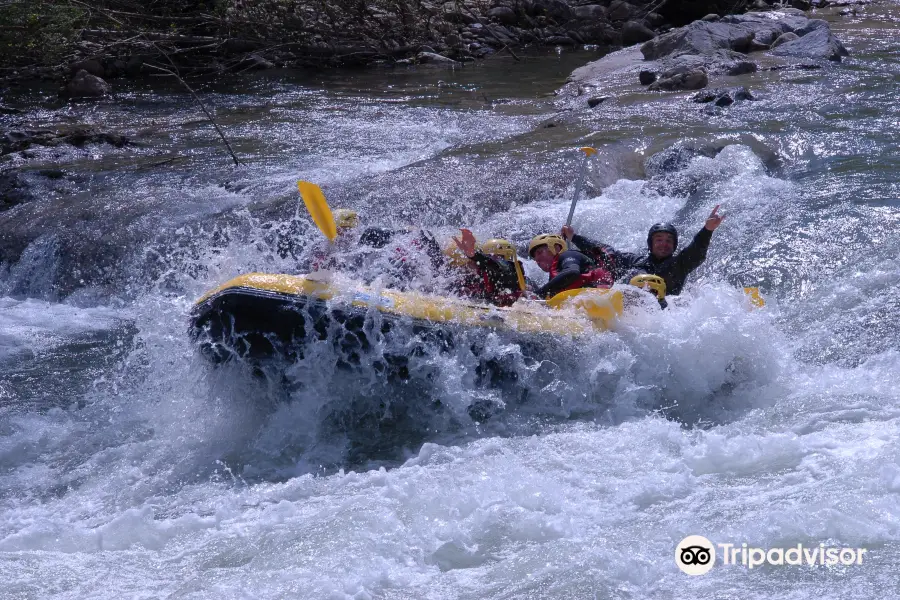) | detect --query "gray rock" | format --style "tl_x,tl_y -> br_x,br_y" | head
794,19 -> 829,36
587,96 -> 608,107
607,0 -> 637,22
692,86 -> 755,106
63,70 -> 110,98
648,68 -> 708,91
546,36 -> 577,45
645,12 -> 666,27
639,69 -> 657,85
488,6 -> 518,25
68,59 -> 105,78
622,21 -> 657,45
720,13 -> 809,33
702,14 -> 720,21
791,0 -> 811,10
417,51 -> 459,64
770,32 -> 800,48
727,60 -> 758,75
527,0 -> 573,20
770,27 -> 849,61
0,170 -> 33,211
573,5 -> 606,21
644,140 -> 723,178
640,21 -> 757,60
